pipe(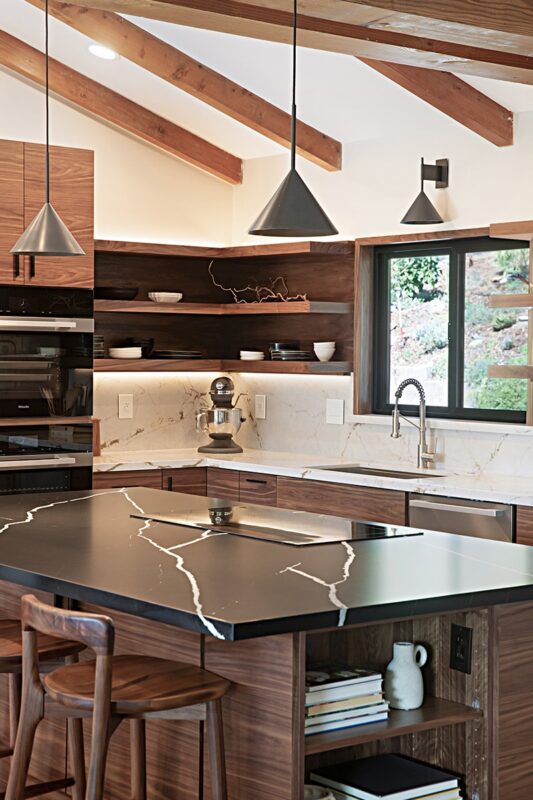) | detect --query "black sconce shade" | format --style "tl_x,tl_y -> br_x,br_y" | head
401,158 -> 449,226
